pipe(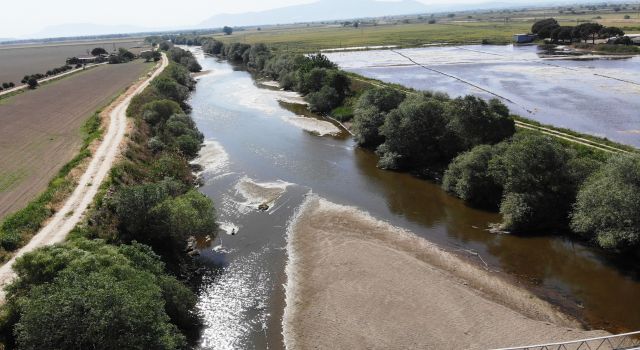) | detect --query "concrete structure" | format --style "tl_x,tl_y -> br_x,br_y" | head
513,33 -> 538,44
